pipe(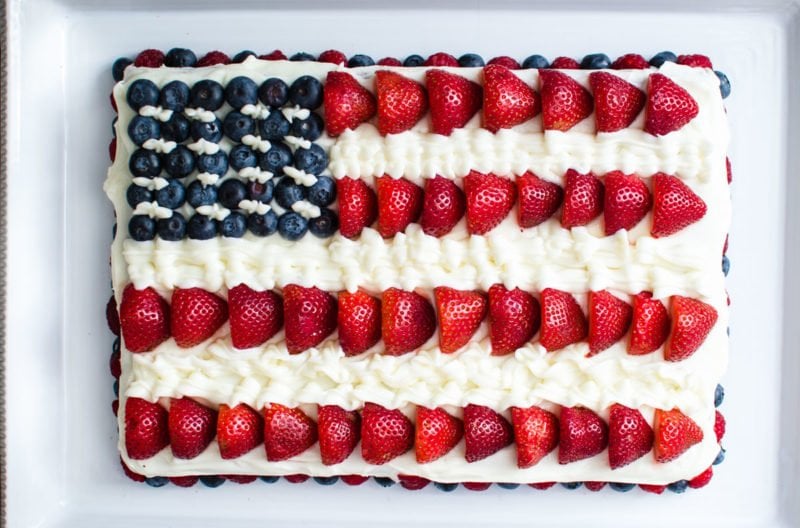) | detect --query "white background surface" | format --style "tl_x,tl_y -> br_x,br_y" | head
5,0 -> 799,526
